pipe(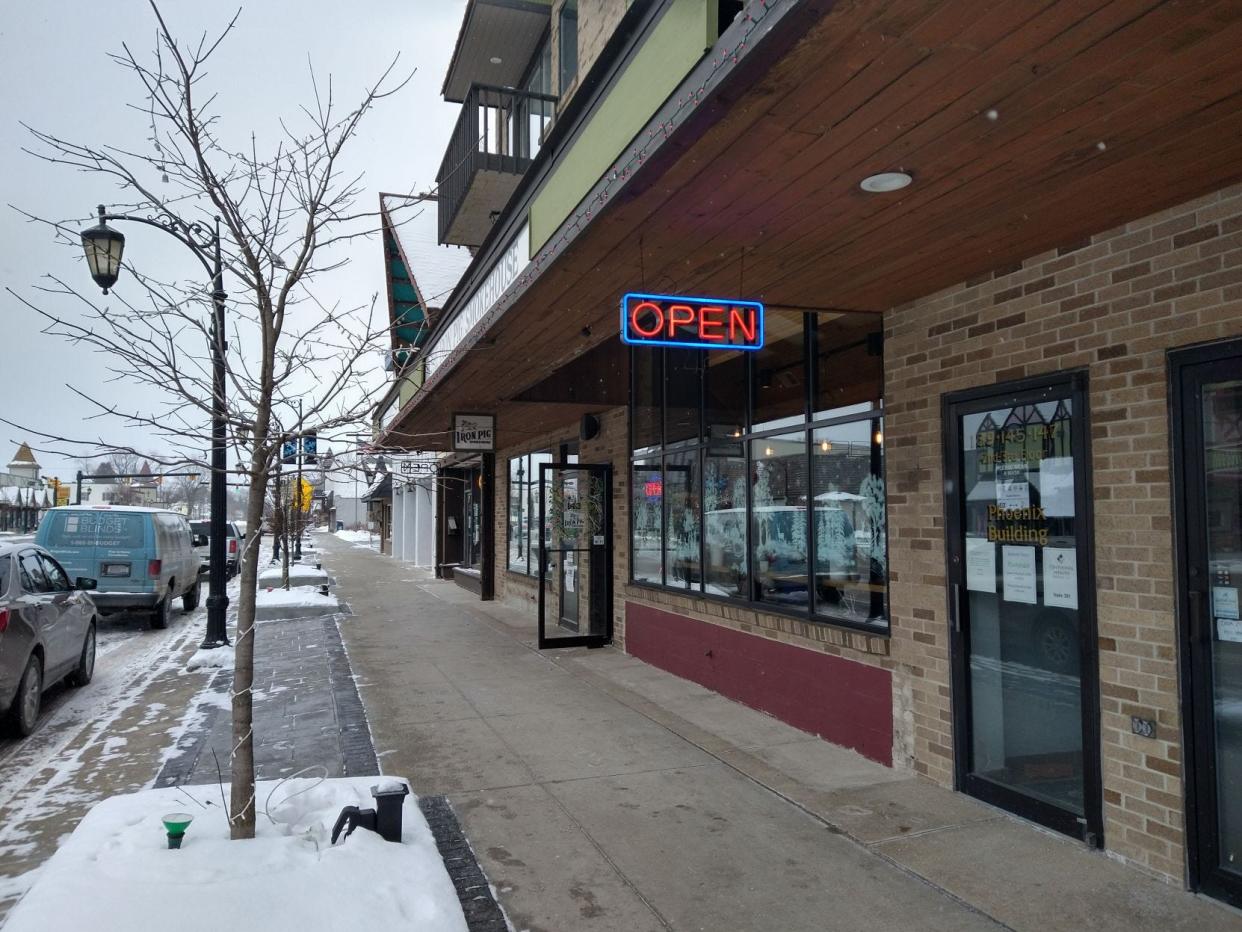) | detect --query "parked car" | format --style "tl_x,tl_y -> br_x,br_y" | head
36,506 -> 200,630
189,520 -> 243,578
0,542 -> 98,736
